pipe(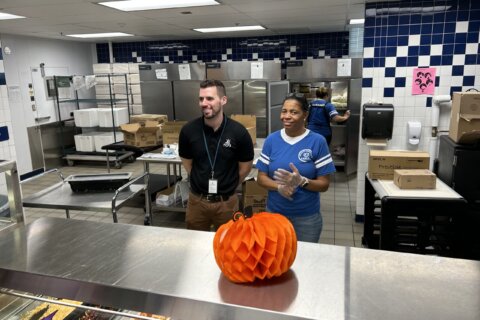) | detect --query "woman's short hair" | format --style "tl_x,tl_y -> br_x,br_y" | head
284,93 -> 309,112
316,87 -> 329,99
